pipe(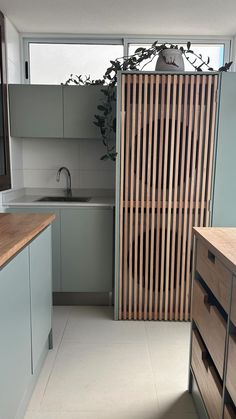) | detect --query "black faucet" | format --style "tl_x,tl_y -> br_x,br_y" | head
56,167 -> 72,197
